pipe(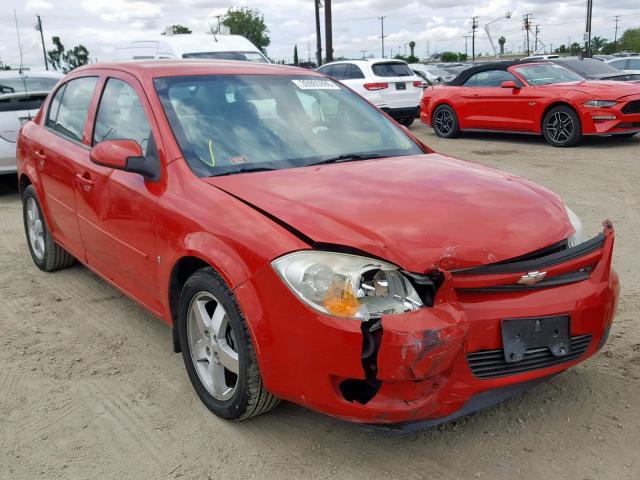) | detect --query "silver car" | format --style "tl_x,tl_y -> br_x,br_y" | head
0,71 -> 61,174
